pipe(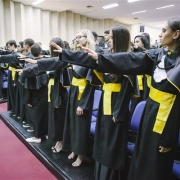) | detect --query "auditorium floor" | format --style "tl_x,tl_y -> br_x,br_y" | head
0,111 -> 95,180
